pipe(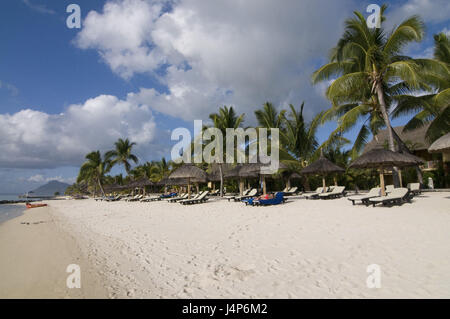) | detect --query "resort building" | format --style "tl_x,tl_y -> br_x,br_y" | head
363,124 -> 442,172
